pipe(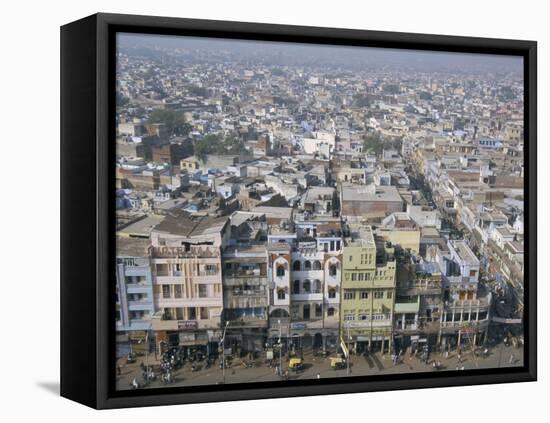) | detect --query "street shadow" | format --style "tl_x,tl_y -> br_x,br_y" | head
36,381 -> 60,396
